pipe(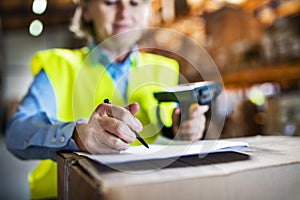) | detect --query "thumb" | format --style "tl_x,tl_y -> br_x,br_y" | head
189,103 -> 210,117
